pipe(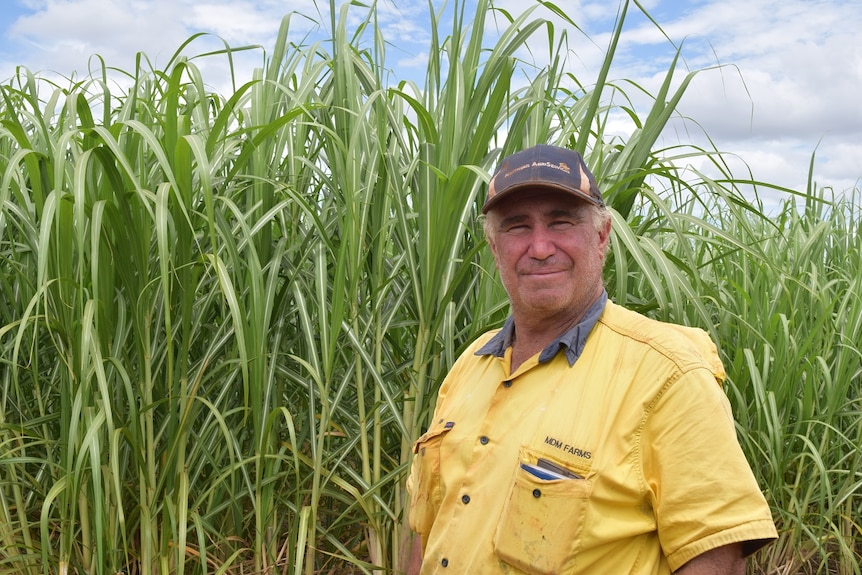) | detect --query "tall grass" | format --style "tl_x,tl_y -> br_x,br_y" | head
0,0 -> 859,574
621,174 -> 862,573
719,188 -> 862,574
